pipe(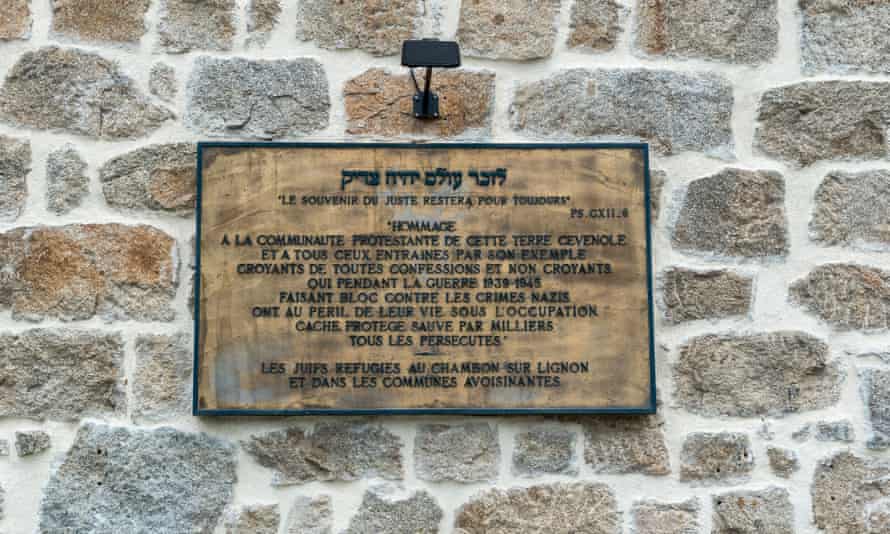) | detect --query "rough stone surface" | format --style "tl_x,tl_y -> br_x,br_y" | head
813,452 -> 890,534
650,169 -> 666,221
867,501 -> 890,533
247,0 -> 281,47
861,368 -> 890,450
712,487 -> 793,534
344,485 -> 442,534
186,56 -> 329,139
674,332 -> 842,417
286,496 -> 332,534
0,135 -> 30,222
672,168 -> 788,258
0,0 -> 30,40
158,0 -> 235,52
0,330 -> 124,420
767,447 -> 799,478
567,0 -> 627,51
790,263 -> 890,331
680,433 -> 753,485
224,504 -> 279,534
39,423 -> 237,533
794,420 -> 855,443
0,224 -> 178,322
101,143 -> 196,215
631,499 -> 699,534
581,415 -> 670,476
296,0 -> 421,56
415,423 -> 499,482
755,81 -> 890,166
455,482 -> 620,533
801,0 -> 890,74
51,0 -> 149,44
0,47 -> 172,139
344,68 -> 495,138
46,144 -> 88,215
457,0 -> 560,60
132,333 -> 191,423
149,63 -> 177,103
242,423 -> 403,486
636,0 -> 778,64
660,268 -> 753,323
15,430 -> 50,456
811,170 -> 890,248
510,69 -> 733,157
512,427 -> 577,476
